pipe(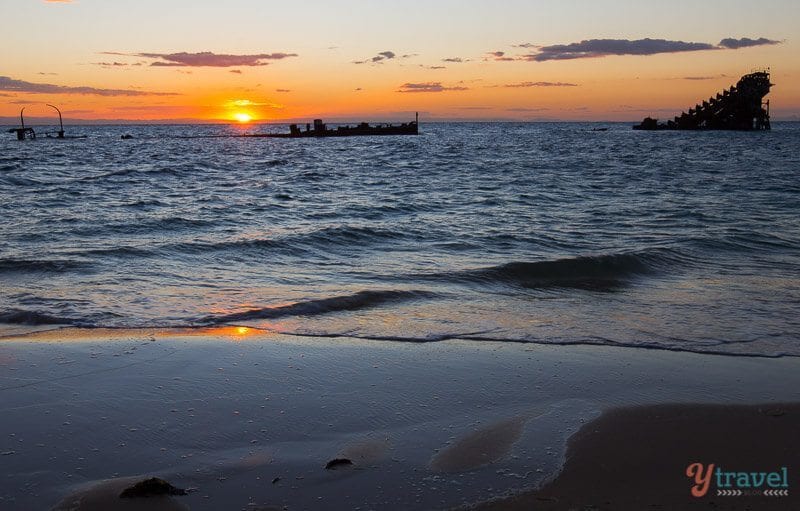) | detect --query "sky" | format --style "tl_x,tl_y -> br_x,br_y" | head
1,0 -> 798,123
